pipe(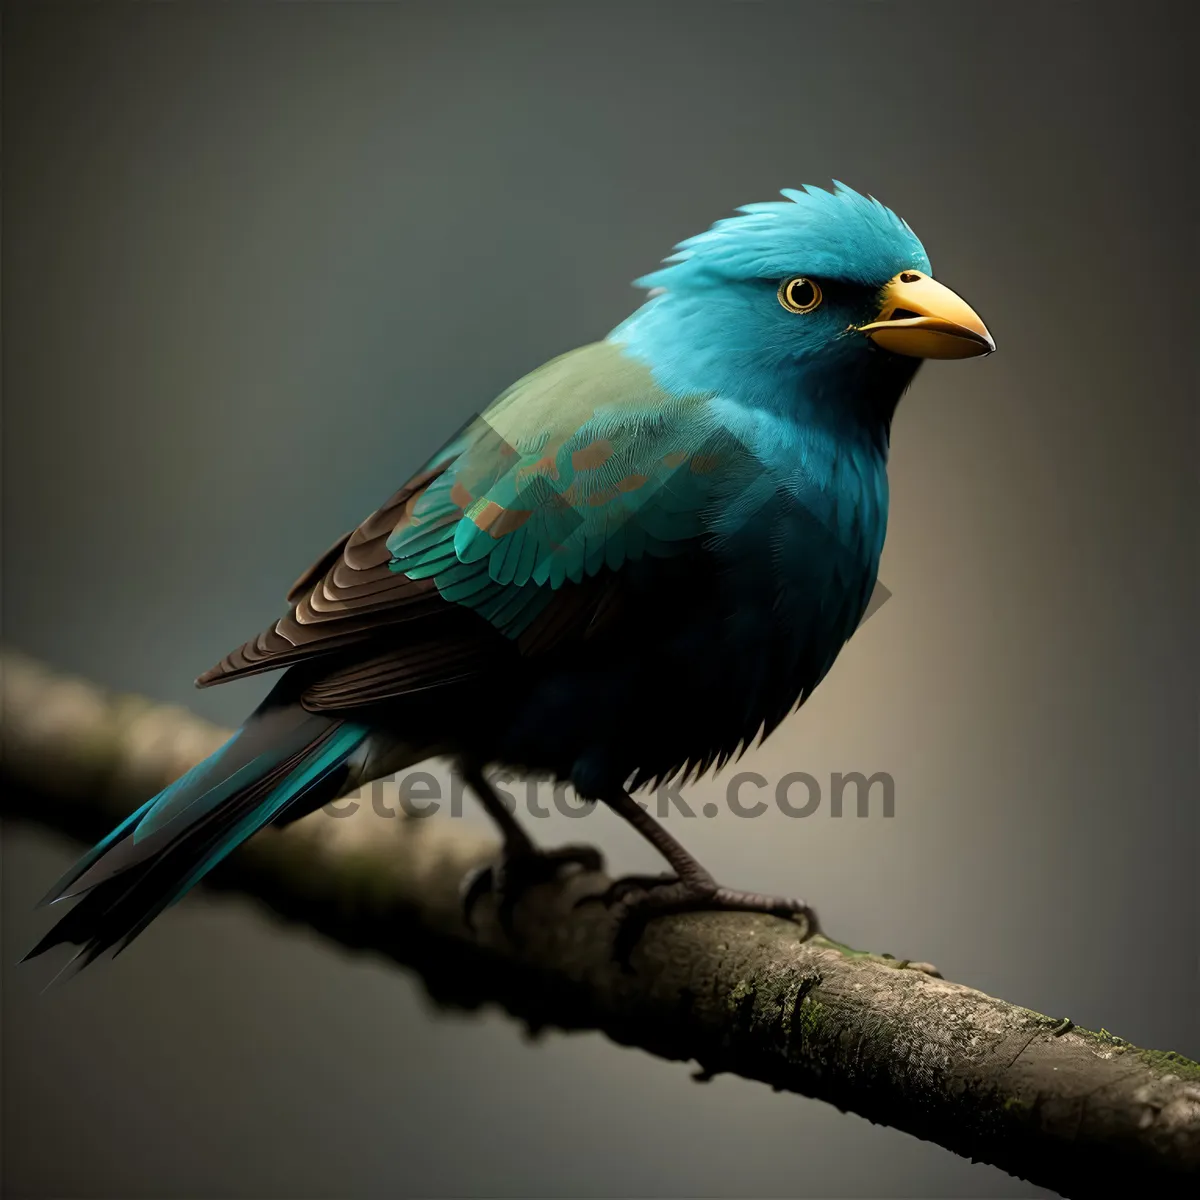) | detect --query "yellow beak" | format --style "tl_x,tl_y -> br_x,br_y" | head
858,270 -> 994,360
